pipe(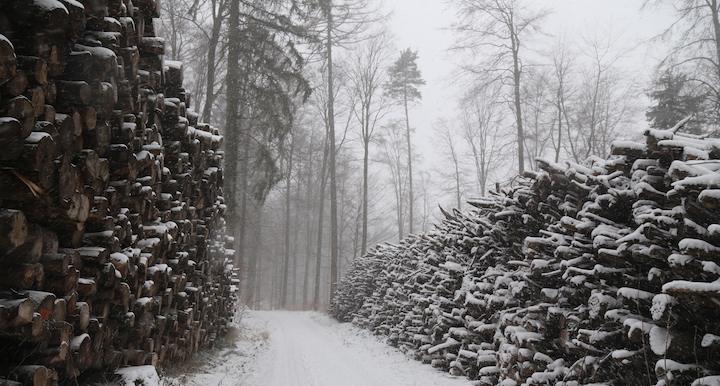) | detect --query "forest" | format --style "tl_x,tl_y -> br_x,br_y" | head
1,0 -> 720,384
154,0 -> 720,311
